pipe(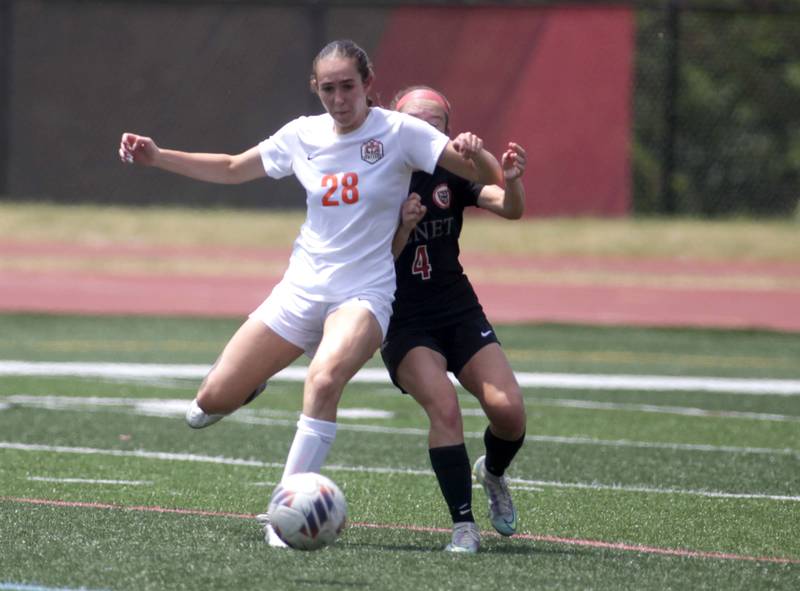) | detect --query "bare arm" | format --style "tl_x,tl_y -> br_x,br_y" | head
436,132 -> 503,186
392,193 -> 426,259
118,133 -> 266,185
476,142 -> 527,220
